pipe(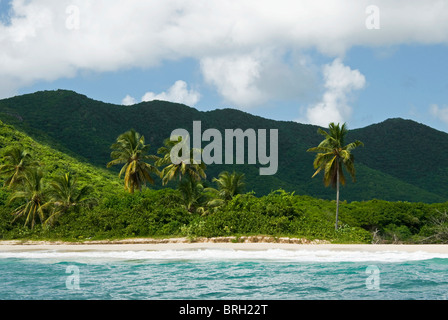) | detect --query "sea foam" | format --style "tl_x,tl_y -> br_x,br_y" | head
1,249 -> 447,263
